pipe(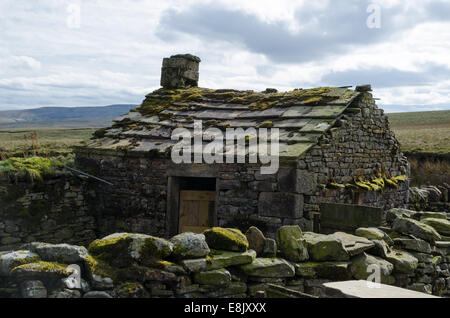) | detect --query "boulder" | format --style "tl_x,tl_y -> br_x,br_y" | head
113,282 -> 149,298
154,260 -> 186,275
83,256 -> 117,290
385,250 -> 419,274
355,227 -> 385,240
369,239 -> 391,258
415,212 -> 448,220
83,291 -> 113,298
180,258 -> 207,273
294,262 -> 351,280
421,218 -> 450,236
205,250 -> 256,271
245,226 -> 266,255
170,233 -> 210,259
0,250 -> 40,276
204,228 -> 249,252
394,238 -> 432,254
10,261 -> 73,282
330,232 -> 375,256
193,268 -> 231,287
20,280 -> 47,298
276,226 -> 309,262
386,208 -> 415,224
355,228 -> 393,245
350,253 -> 394,284
304,234 -> 349,261
392,217 -> 441,243
240,258 -> 295,278
262,238 -> 277,258
88,233 -> 173,267
204,282 -> 247,297
33,243 -> 88,264
49,289 -> 81,298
